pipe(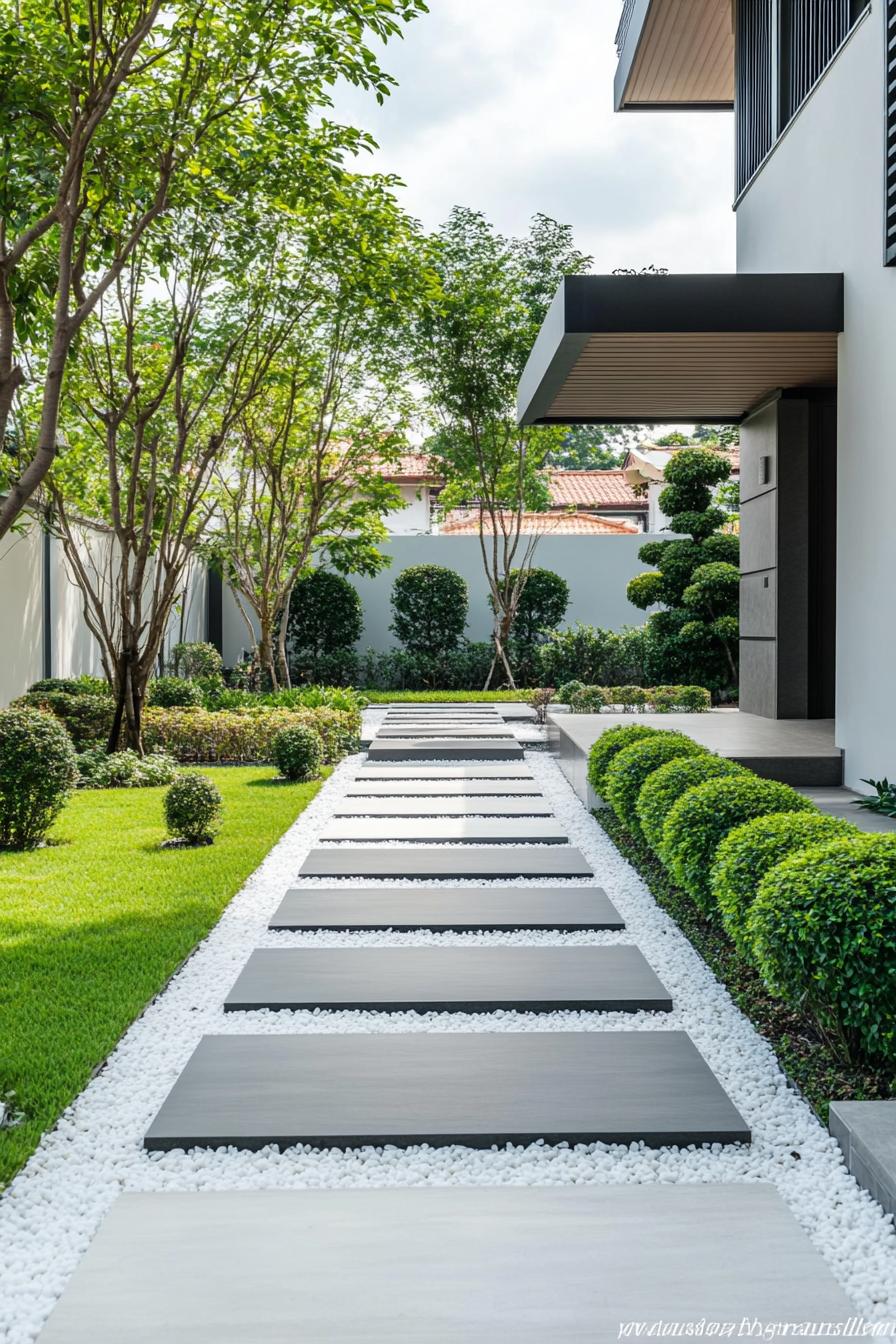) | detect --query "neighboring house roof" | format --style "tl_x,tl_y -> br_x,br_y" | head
440,510 -> 640,536
622,442 -> 739,489
376,453 -> 442,484
547,469 -> 646,511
